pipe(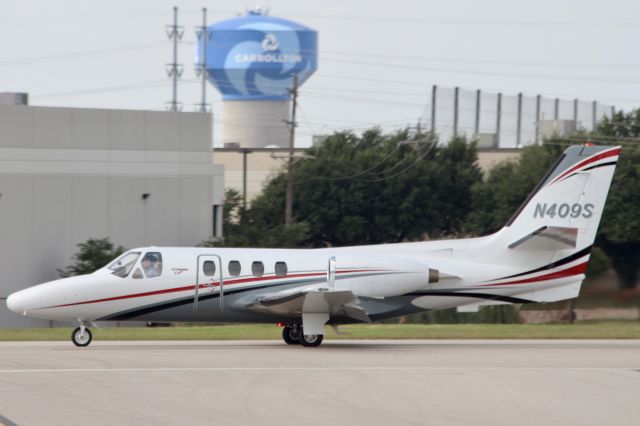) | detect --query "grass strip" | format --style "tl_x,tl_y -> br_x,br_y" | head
0,321 -> 640,341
